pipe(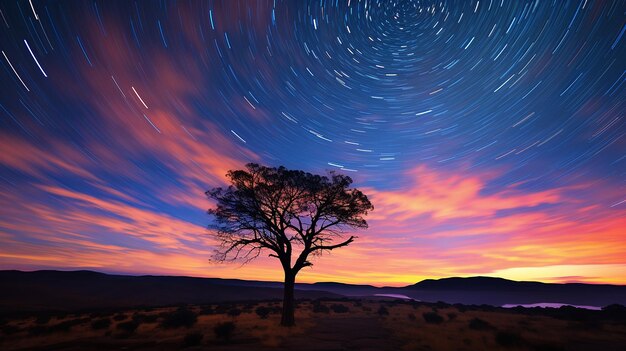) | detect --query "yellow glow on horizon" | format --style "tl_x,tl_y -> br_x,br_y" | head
482,264 -> 626,285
